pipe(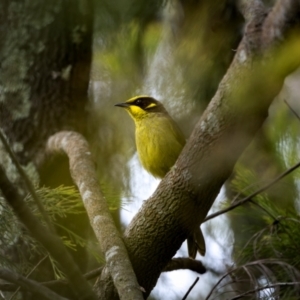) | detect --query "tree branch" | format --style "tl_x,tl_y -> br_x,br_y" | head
46,131 -> 143,300
0,269 -> 67,300
163,258 -> 206,274
231,282 -> 300,300
205,259 -> 299,300
262,0 -> 300,48
182,277 -> 199,300
8,255 -> 49,300
0,130 -> 55,234
203,161 -> 300,223
0,165 -> 97,300
284,99 -> 300,120
238,0 -> 265,22
42,266 -> 104,290
0,266 -> 105,293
